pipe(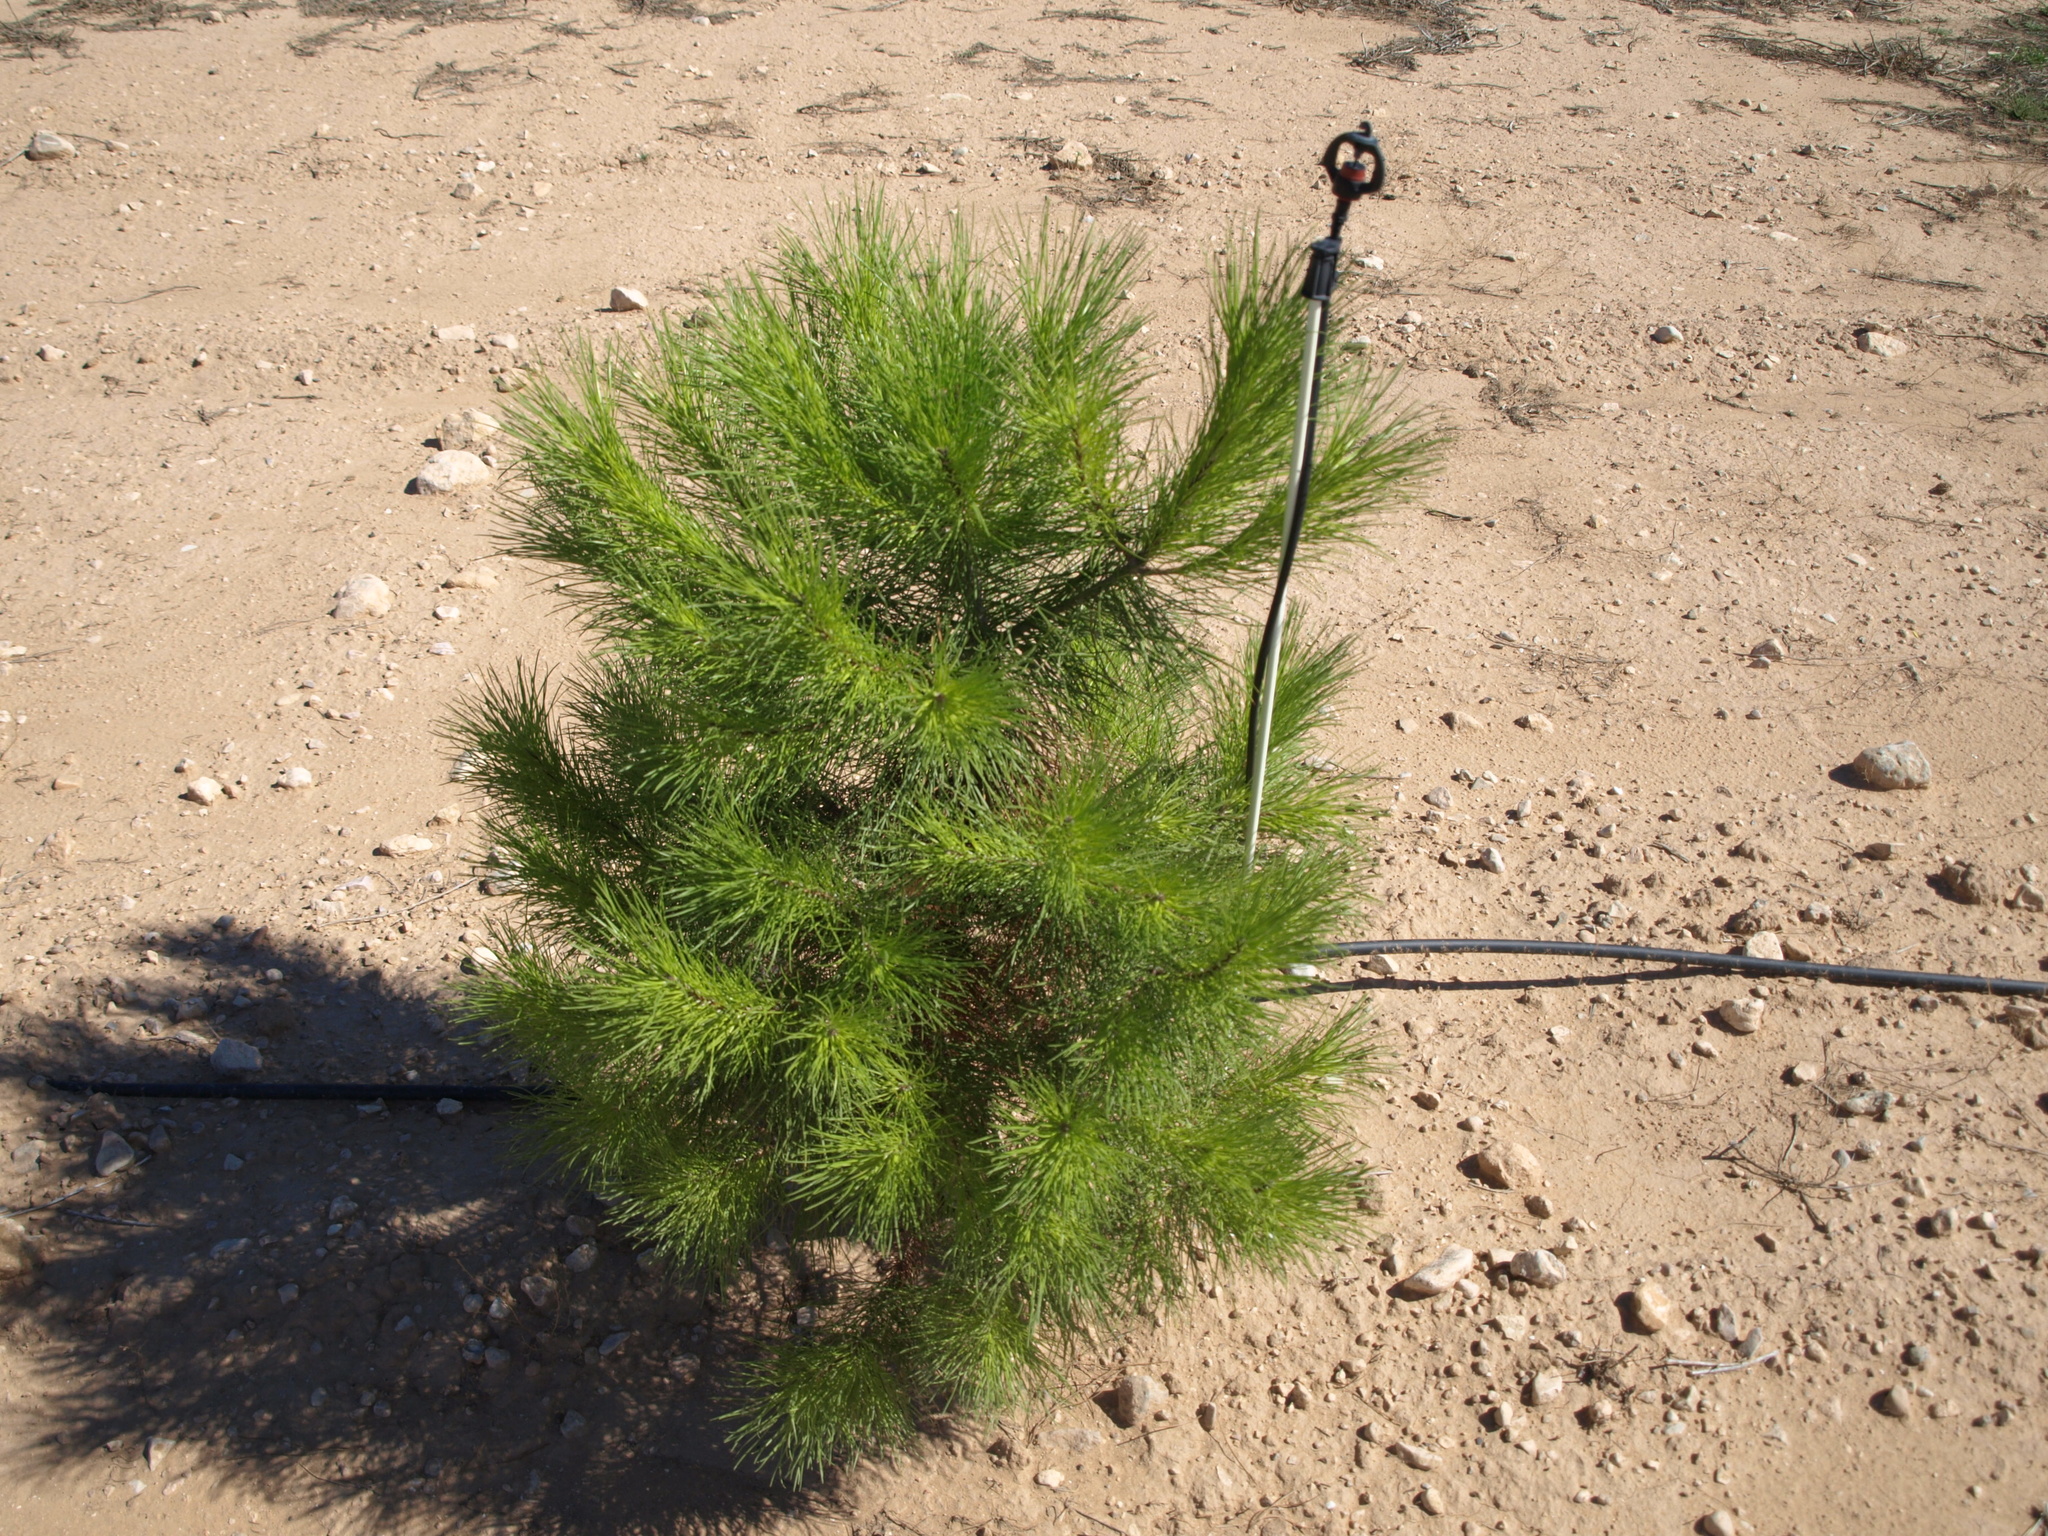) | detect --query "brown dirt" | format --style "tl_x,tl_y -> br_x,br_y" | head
2,3 -> 2046,1534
